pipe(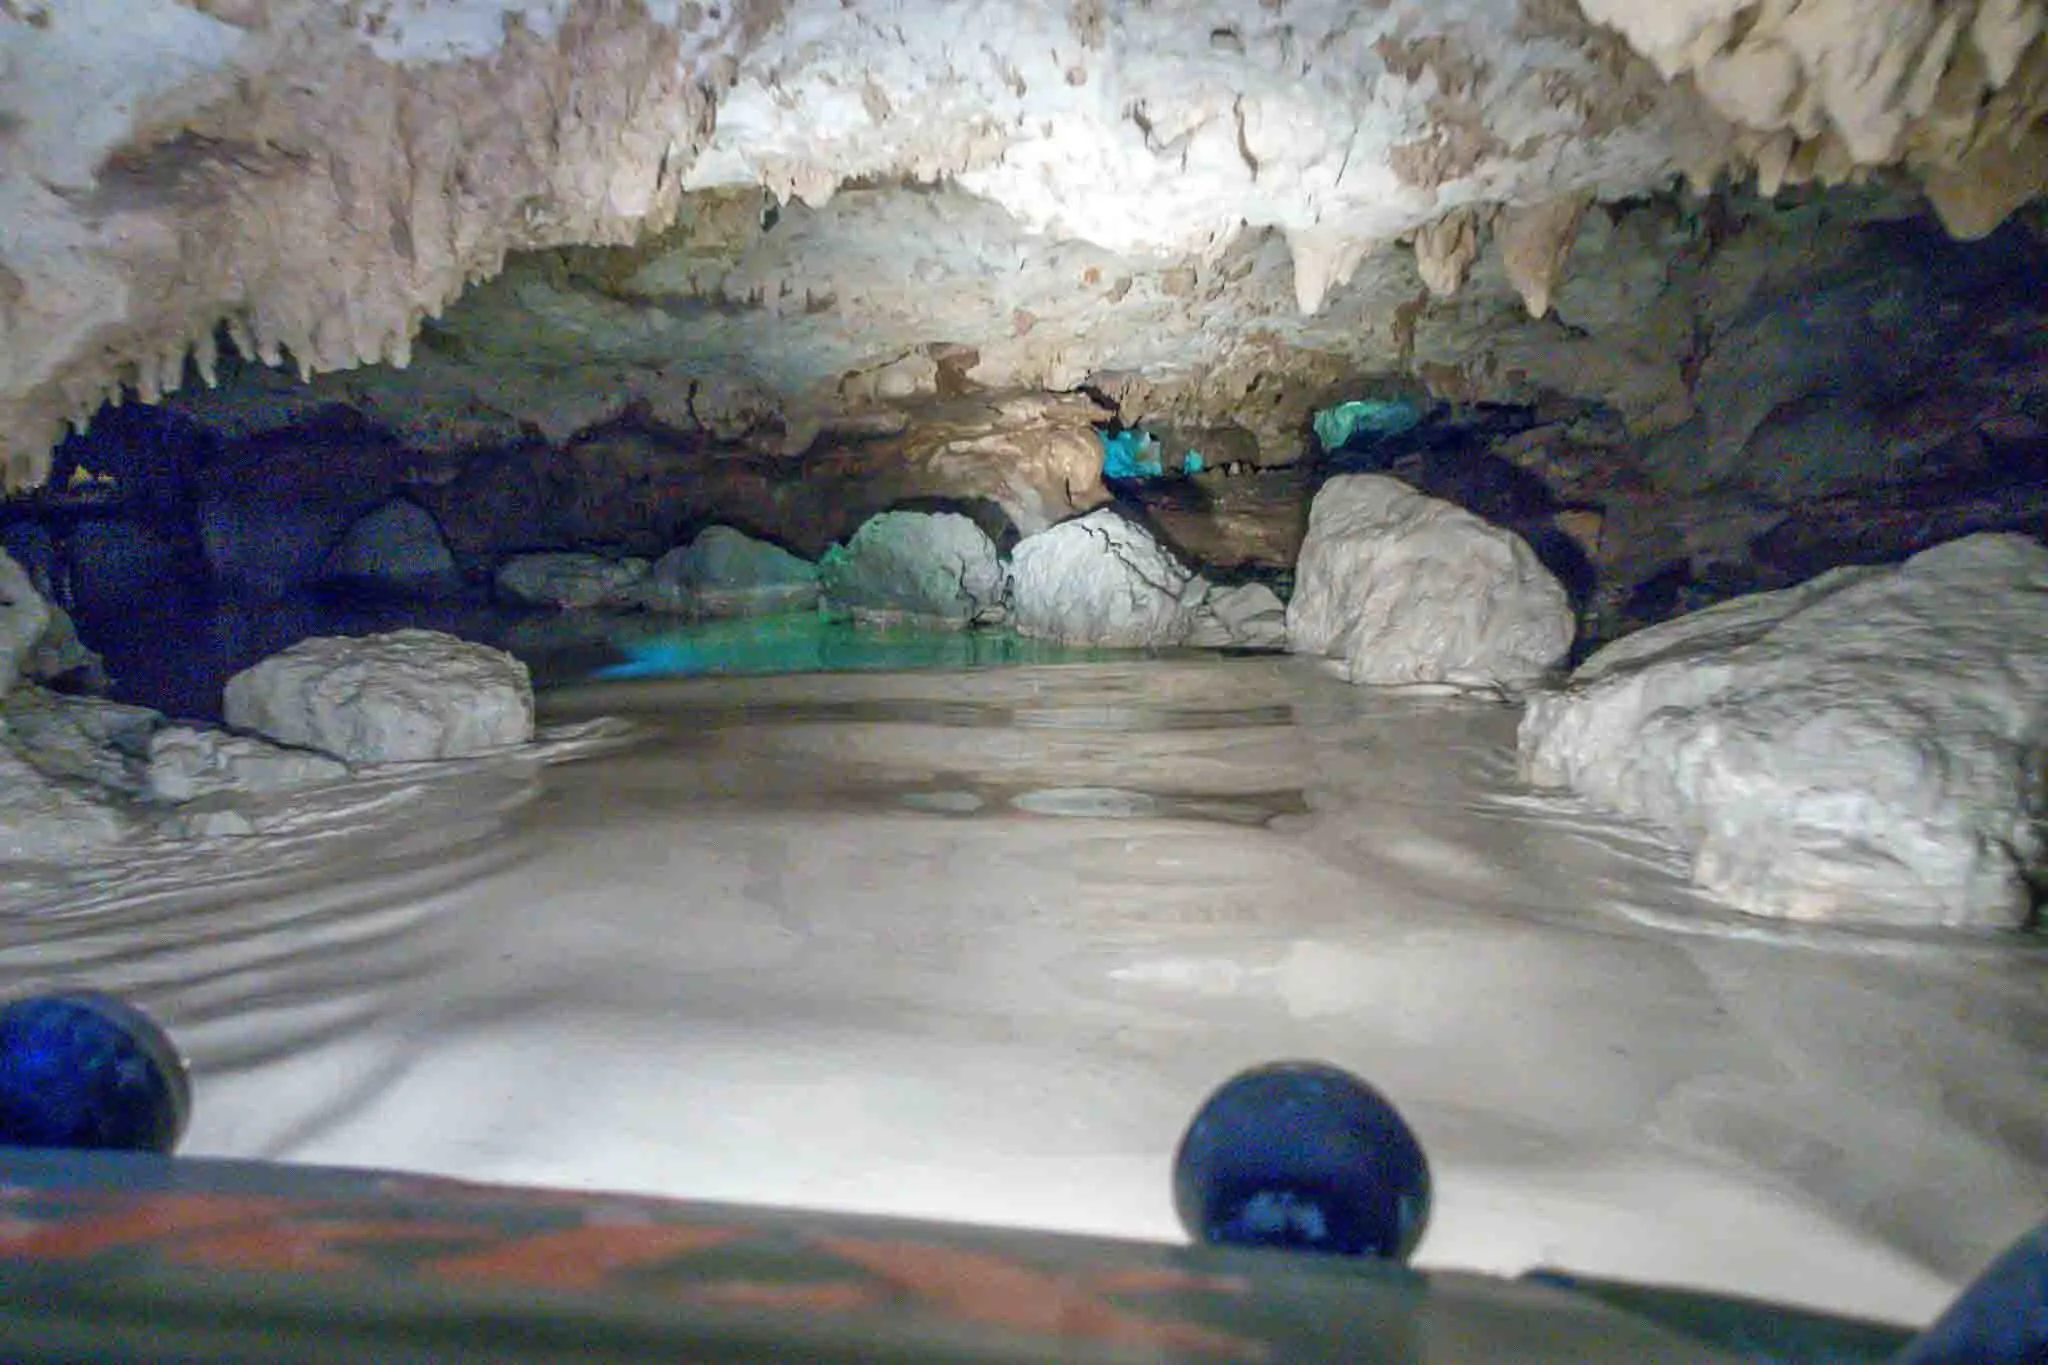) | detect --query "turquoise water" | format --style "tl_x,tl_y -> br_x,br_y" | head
594,613 -> 1133,680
